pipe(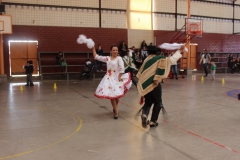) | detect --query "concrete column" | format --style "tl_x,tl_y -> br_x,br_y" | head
0,0 -> 4,74
186,0 -> 191,69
